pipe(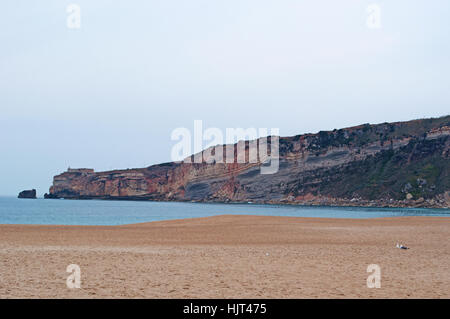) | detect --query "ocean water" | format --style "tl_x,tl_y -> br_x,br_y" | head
0,197 -> 448,226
